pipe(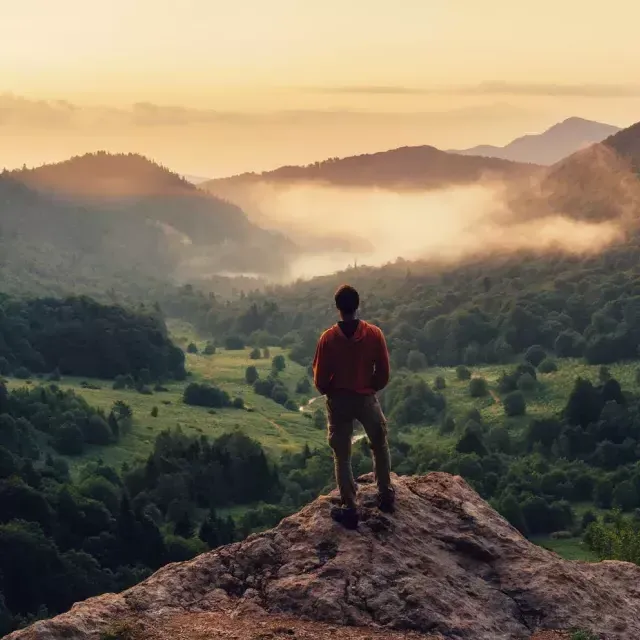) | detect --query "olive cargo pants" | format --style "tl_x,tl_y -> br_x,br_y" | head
326,393 -> 392,509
